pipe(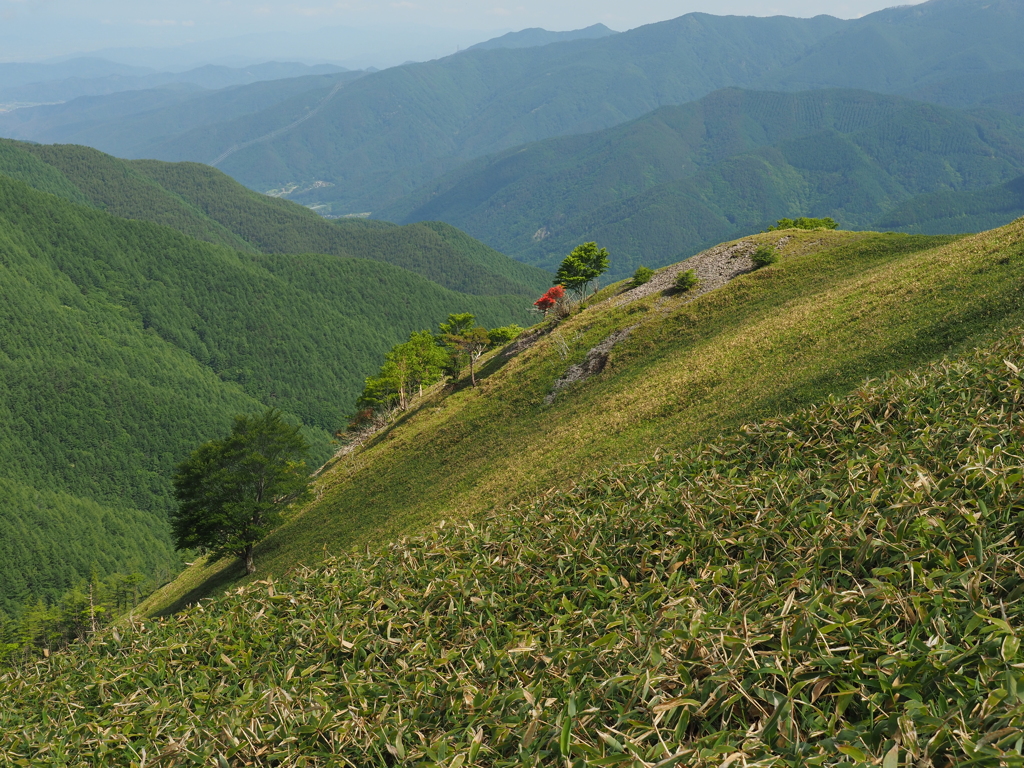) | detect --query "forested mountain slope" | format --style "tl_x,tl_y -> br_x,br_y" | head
380,88 -> 1024,277
0,139 -> 550,296
144,218 -> 1024,616
0,173 -> 536,619
17,222 -> 1024,766
876,174 -> 1024,234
